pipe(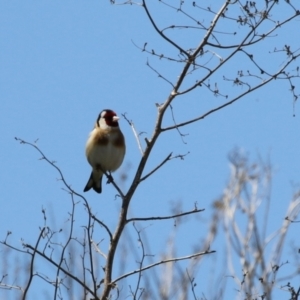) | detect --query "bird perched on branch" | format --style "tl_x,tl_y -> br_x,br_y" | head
84,109 -> 126,193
